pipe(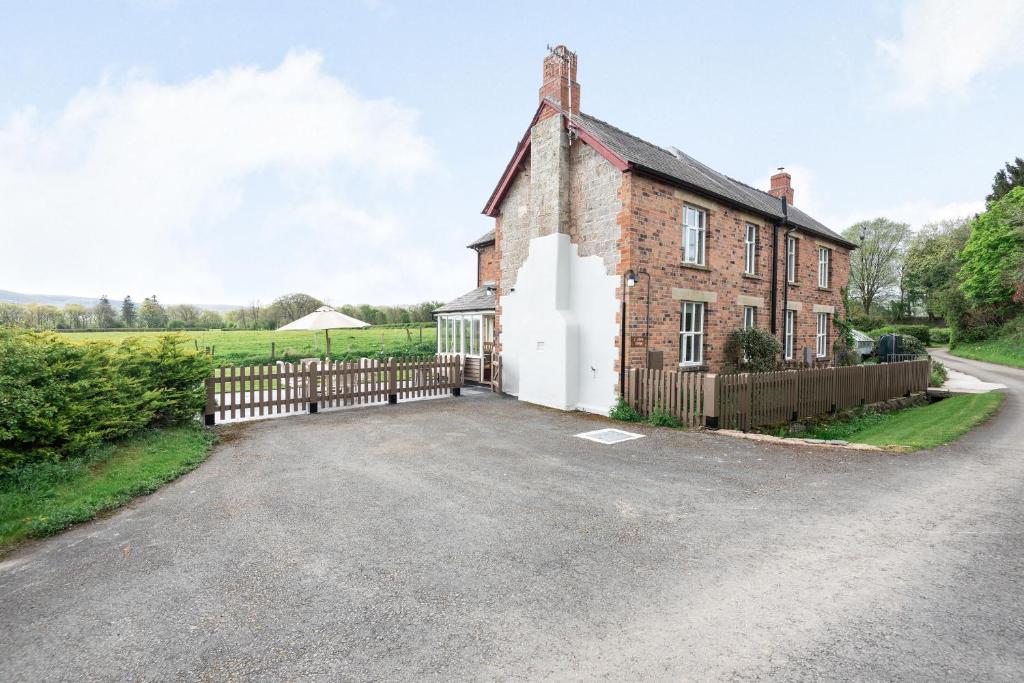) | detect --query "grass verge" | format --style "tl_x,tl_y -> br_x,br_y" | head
949,338 -> 1024,369
0,425 -> 215,554
848,392 -> 1004,450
